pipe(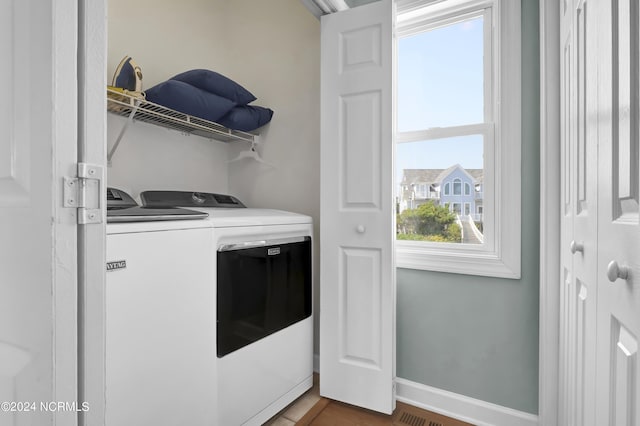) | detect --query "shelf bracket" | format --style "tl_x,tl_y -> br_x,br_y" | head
107,99 -> 141,165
